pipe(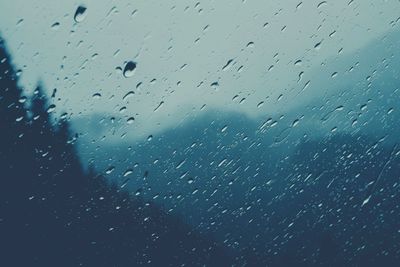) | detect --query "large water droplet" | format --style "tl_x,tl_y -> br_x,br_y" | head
123,61 -> 137,78
74,6 -> 87,23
